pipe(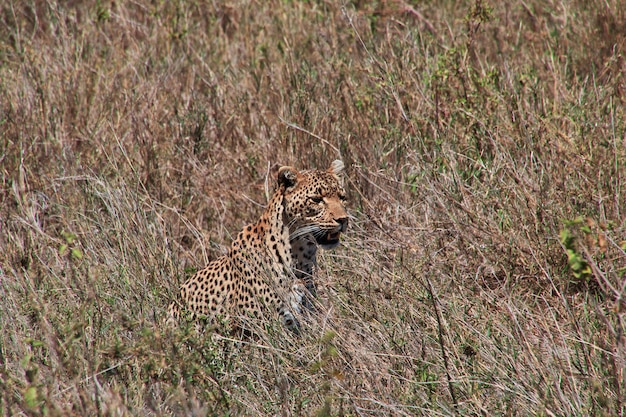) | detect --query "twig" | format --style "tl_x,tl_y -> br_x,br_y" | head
278,117 -> 340,154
